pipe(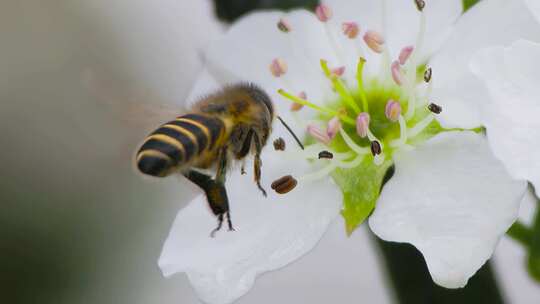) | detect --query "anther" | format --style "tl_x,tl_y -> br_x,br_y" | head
428,103 -> 442,114
269,58 -> 287,77
391,61 -> 404,86
291,91 -> 307,112
398,46 -> 414,65
331,66 -> 346,77
342,22 -> 360,39
326,116 -> 341,140
307,124 -> 331,145
385,100 -> 402,122
277,18 -> 292,33
356,112 -> 370,138
315,4 -> 332,22
318,150 -> 334,159
424,67 -> 432,82
273,137 -> 286,151
290,91 -> 306,111
371,140 -> 382,156
271,175 -> 298,194
415,0 -> 425,12
363,30 -> 385,54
